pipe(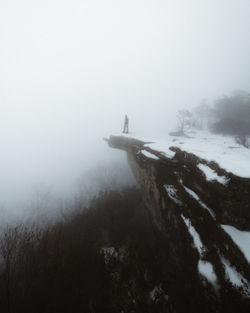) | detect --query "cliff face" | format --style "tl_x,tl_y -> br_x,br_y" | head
107,134 -> 250,313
